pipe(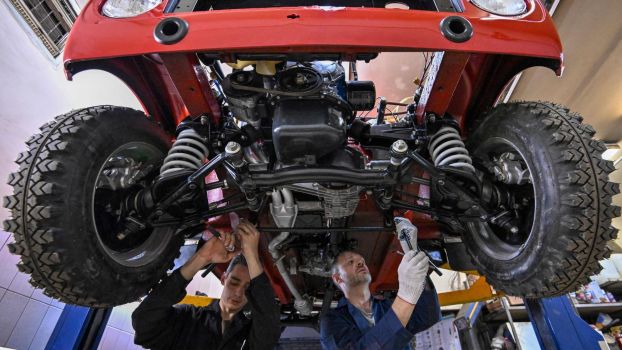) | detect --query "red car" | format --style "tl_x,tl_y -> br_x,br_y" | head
4,0 -> 619,322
